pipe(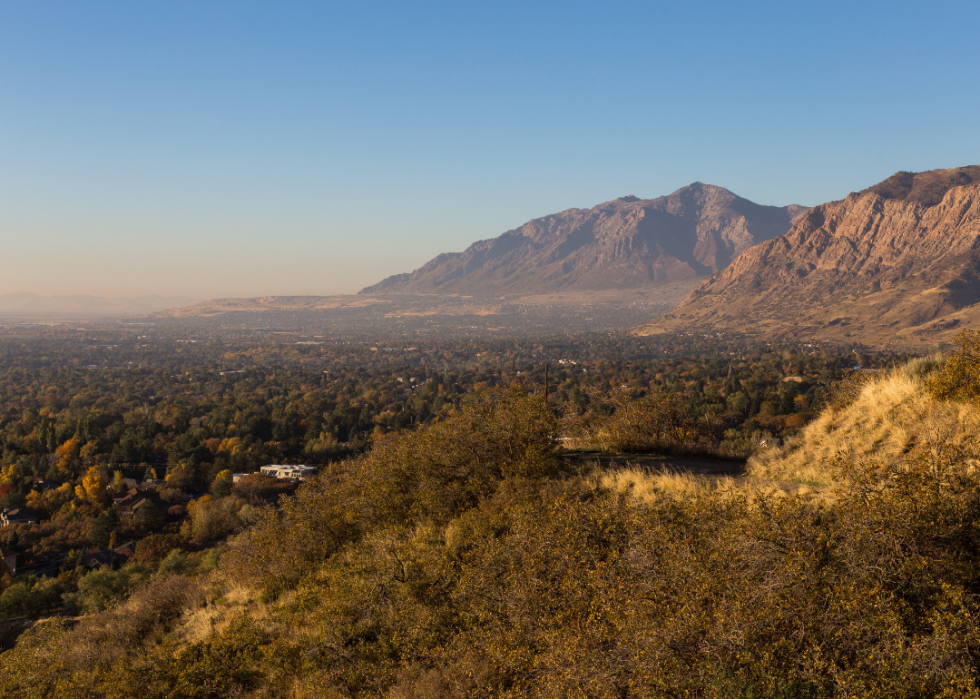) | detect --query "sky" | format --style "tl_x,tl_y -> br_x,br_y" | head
2,1 -> 979,299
